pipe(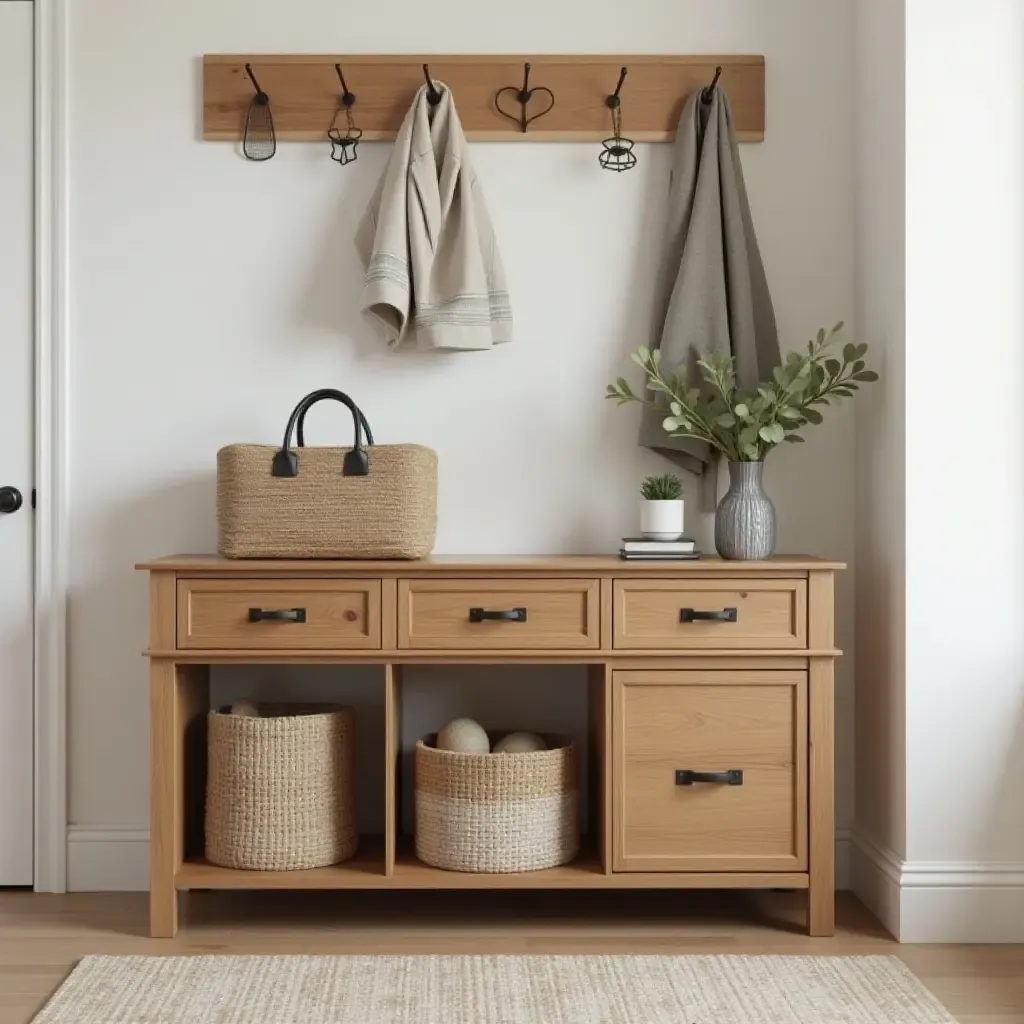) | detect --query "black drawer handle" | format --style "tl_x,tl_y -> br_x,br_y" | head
675,769 -> 744,786
468,607 -> 527,623
680,607 -> 738,623
248,607 -> 307,623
